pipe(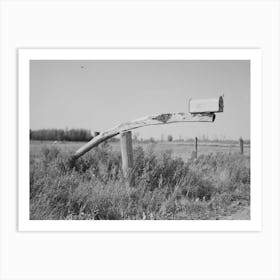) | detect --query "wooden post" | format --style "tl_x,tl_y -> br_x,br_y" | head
120,131 -> 134,179
194,137 -> 198,158
239,137 -> 244,155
